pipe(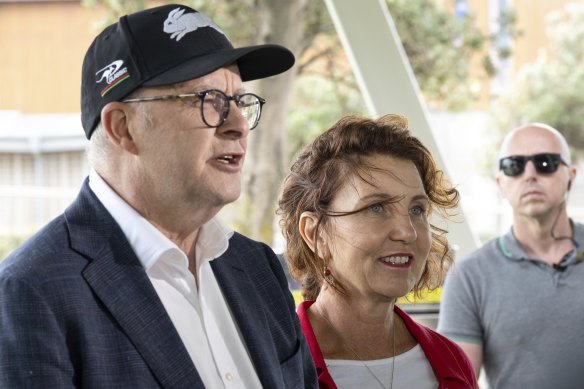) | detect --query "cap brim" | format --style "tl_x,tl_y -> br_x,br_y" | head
143,44 -> 294,86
